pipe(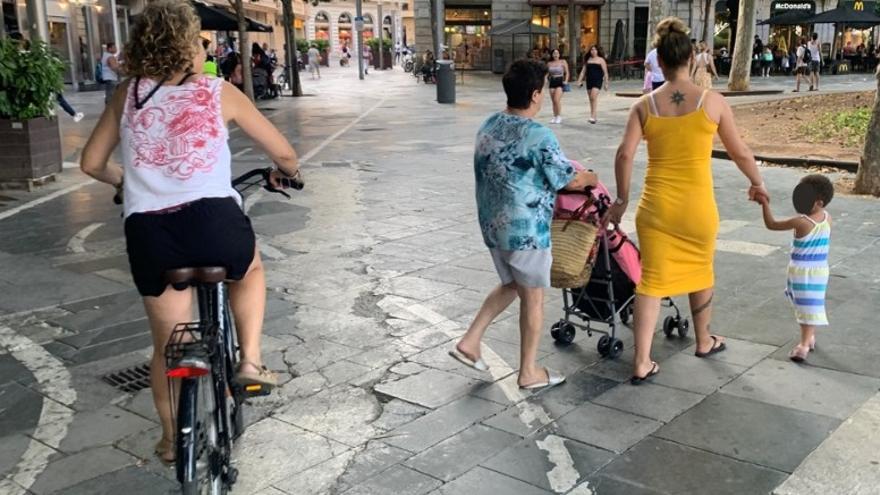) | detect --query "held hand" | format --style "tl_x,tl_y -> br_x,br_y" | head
608,202 -> 627,225
748,183 -> 769,203
269,168 -> 300,189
